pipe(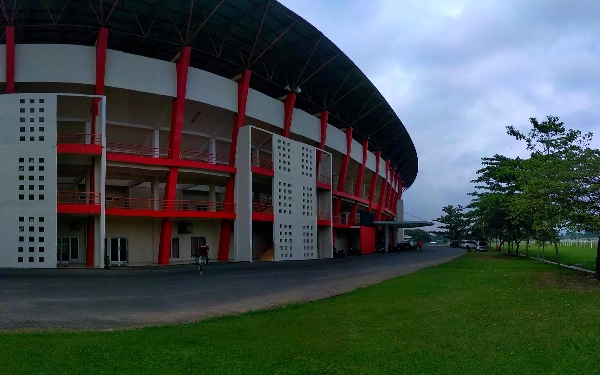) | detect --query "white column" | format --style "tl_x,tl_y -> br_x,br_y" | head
153,129 -> 160,158
208,137 -> 216,164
